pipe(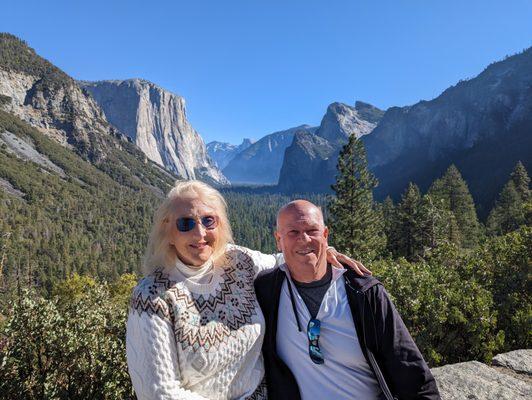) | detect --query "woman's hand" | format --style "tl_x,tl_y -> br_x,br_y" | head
326,247 -> 372,276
